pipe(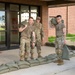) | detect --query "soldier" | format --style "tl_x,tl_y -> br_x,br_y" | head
19,17 -> 35,61
30,17 -> 44,59
55,15 -> 66,65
